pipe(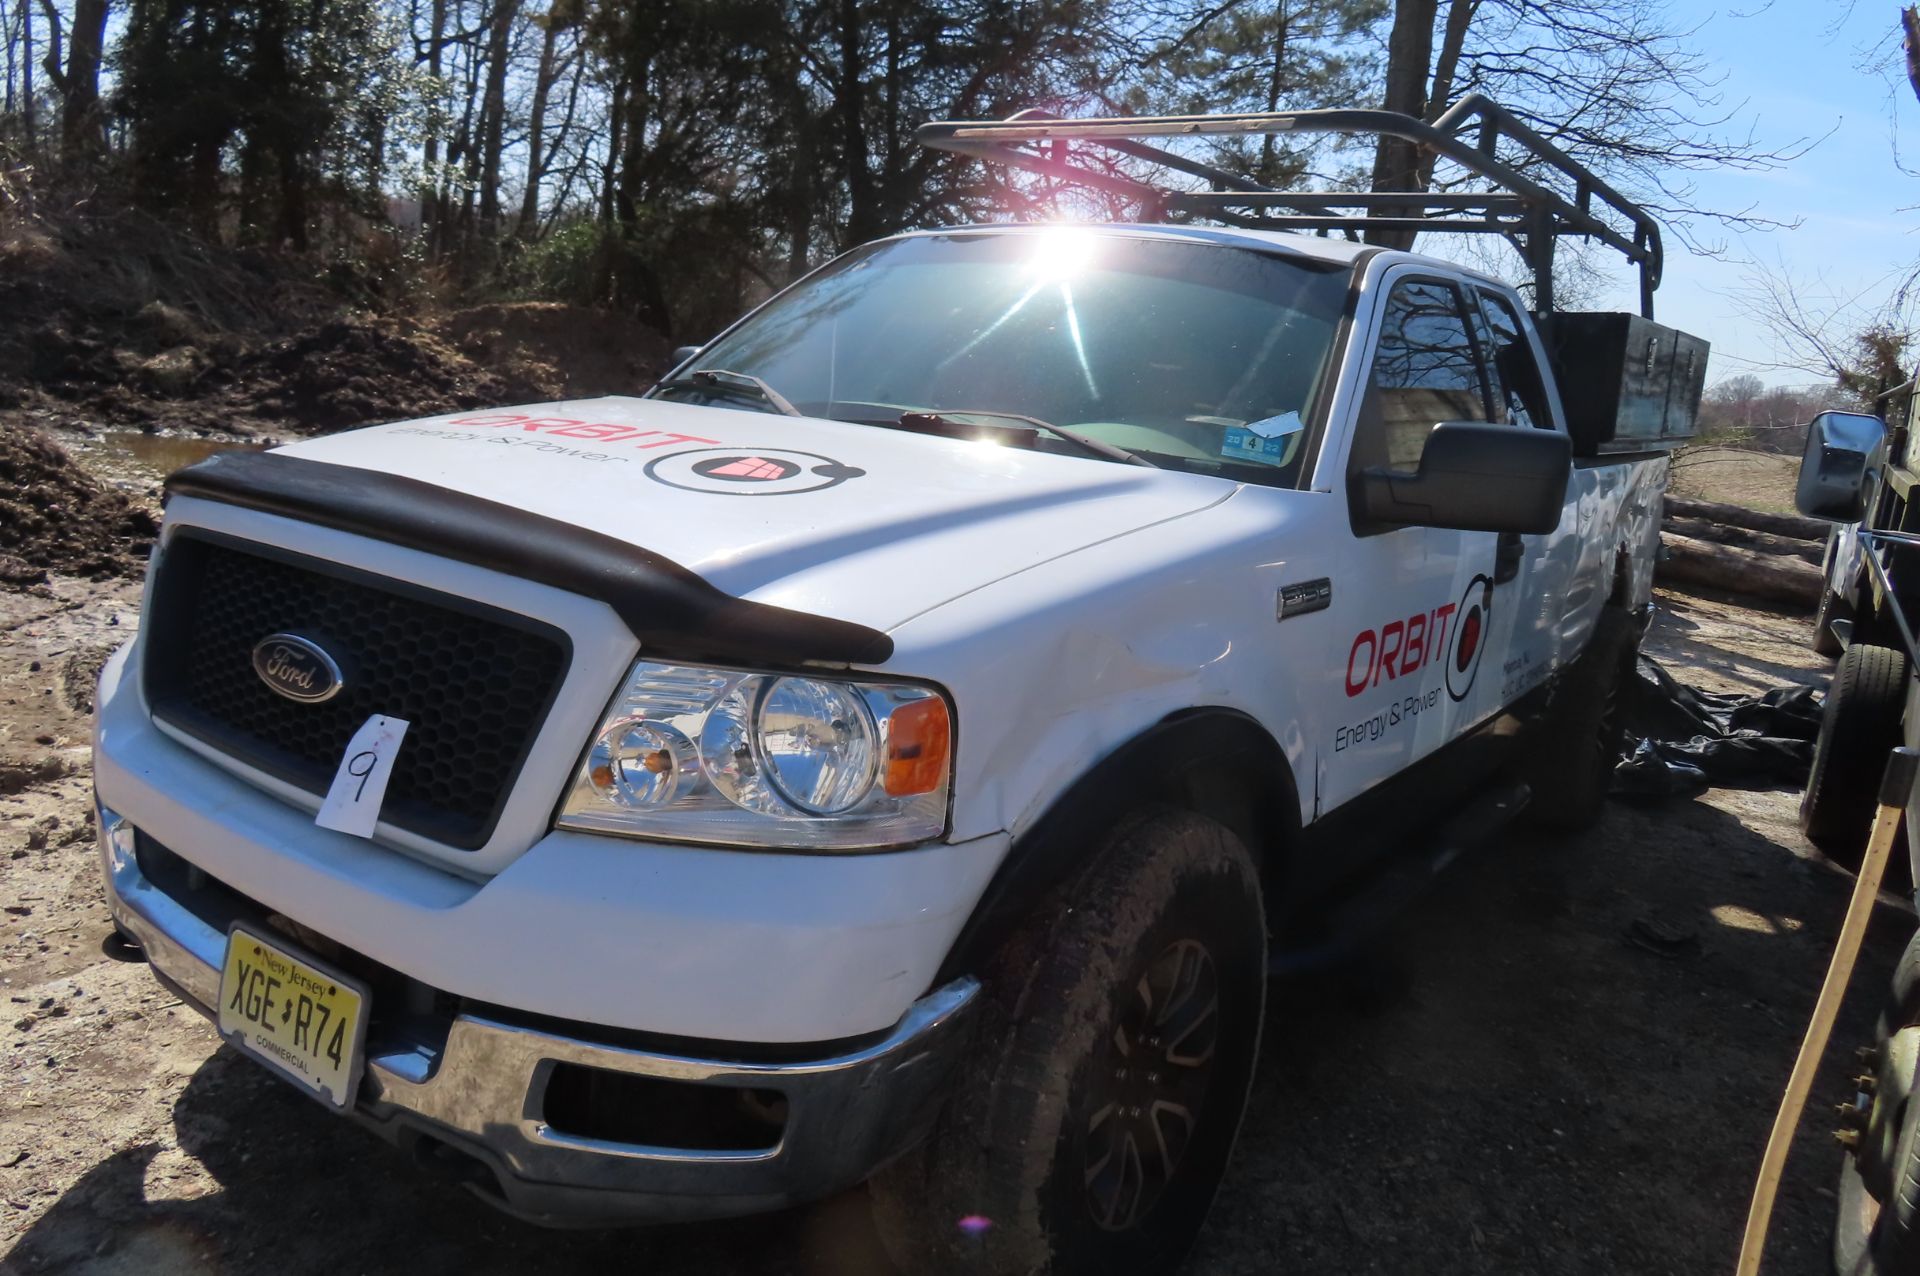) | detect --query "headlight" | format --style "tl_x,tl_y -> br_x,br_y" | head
557,661 -> 953,850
